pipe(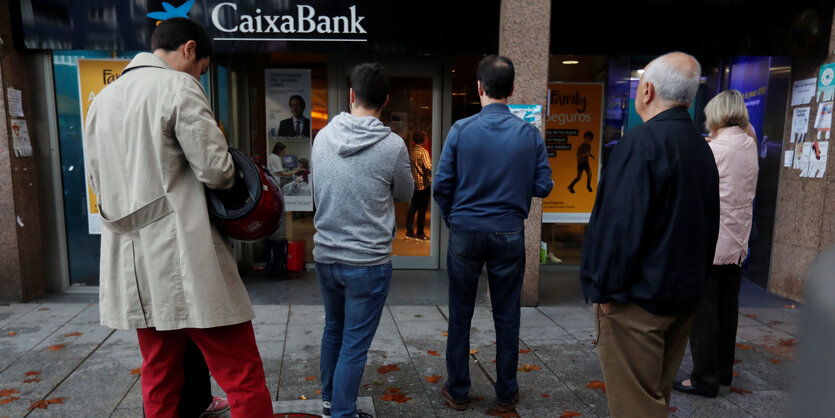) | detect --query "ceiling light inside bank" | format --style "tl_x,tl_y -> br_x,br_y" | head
562,60 -> 579,65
